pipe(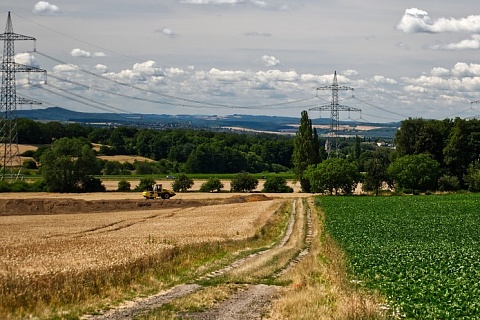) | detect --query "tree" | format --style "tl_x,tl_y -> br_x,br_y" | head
464,163 -> 480,192
444,118 -> 480,185
438,175 -> 460,192
262,176 -> 293,193
135,177 -> 156,192
40,137 -> 102,192
23,159 -> 37,170
305,158 -> 361,195
362,157 -> 389,196
293,111 -> 320,192
172,174 -> 194,192
117,179 -> 131,192
199,177 -> 224,192
387,154 -> 441,193
230,171 -> 258,192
